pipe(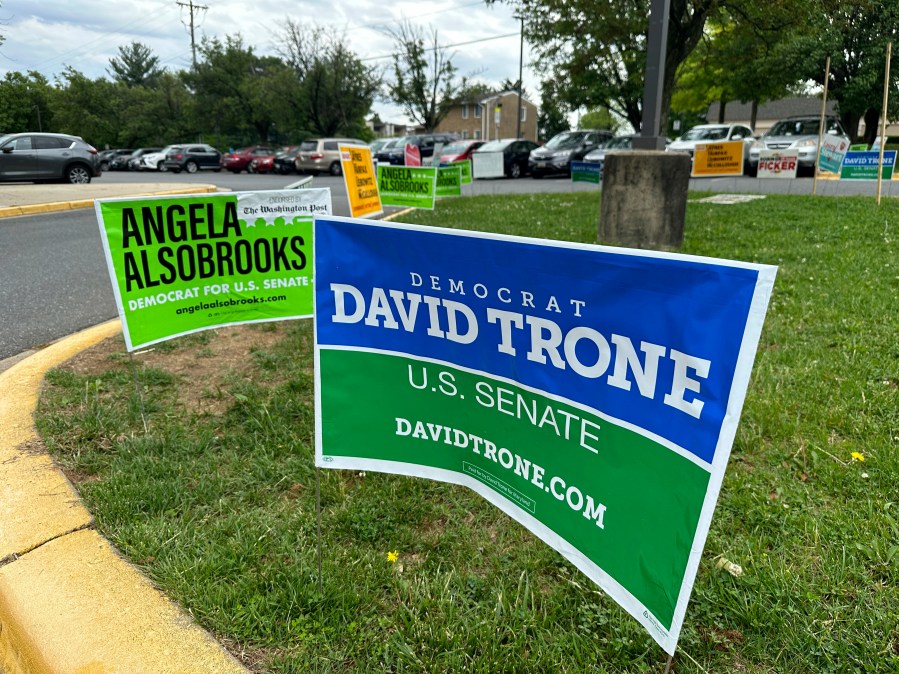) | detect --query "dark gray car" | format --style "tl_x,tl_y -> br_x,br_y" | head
0,132 -> 102,184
